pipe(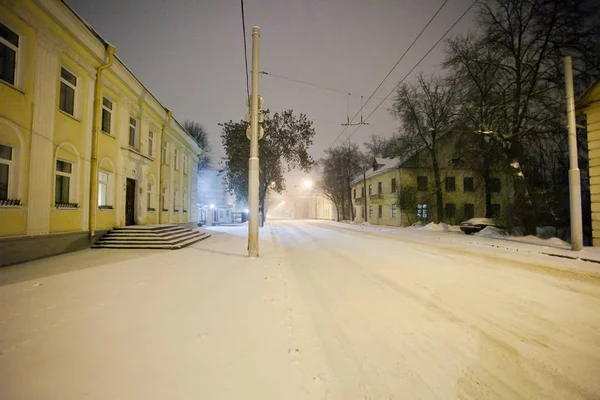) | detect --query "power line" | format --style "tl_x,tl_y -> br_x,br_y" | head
343,0 -> 479,144
259,70 -> 390,101
240,0 -> 250,99
329,0 -> 451,147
